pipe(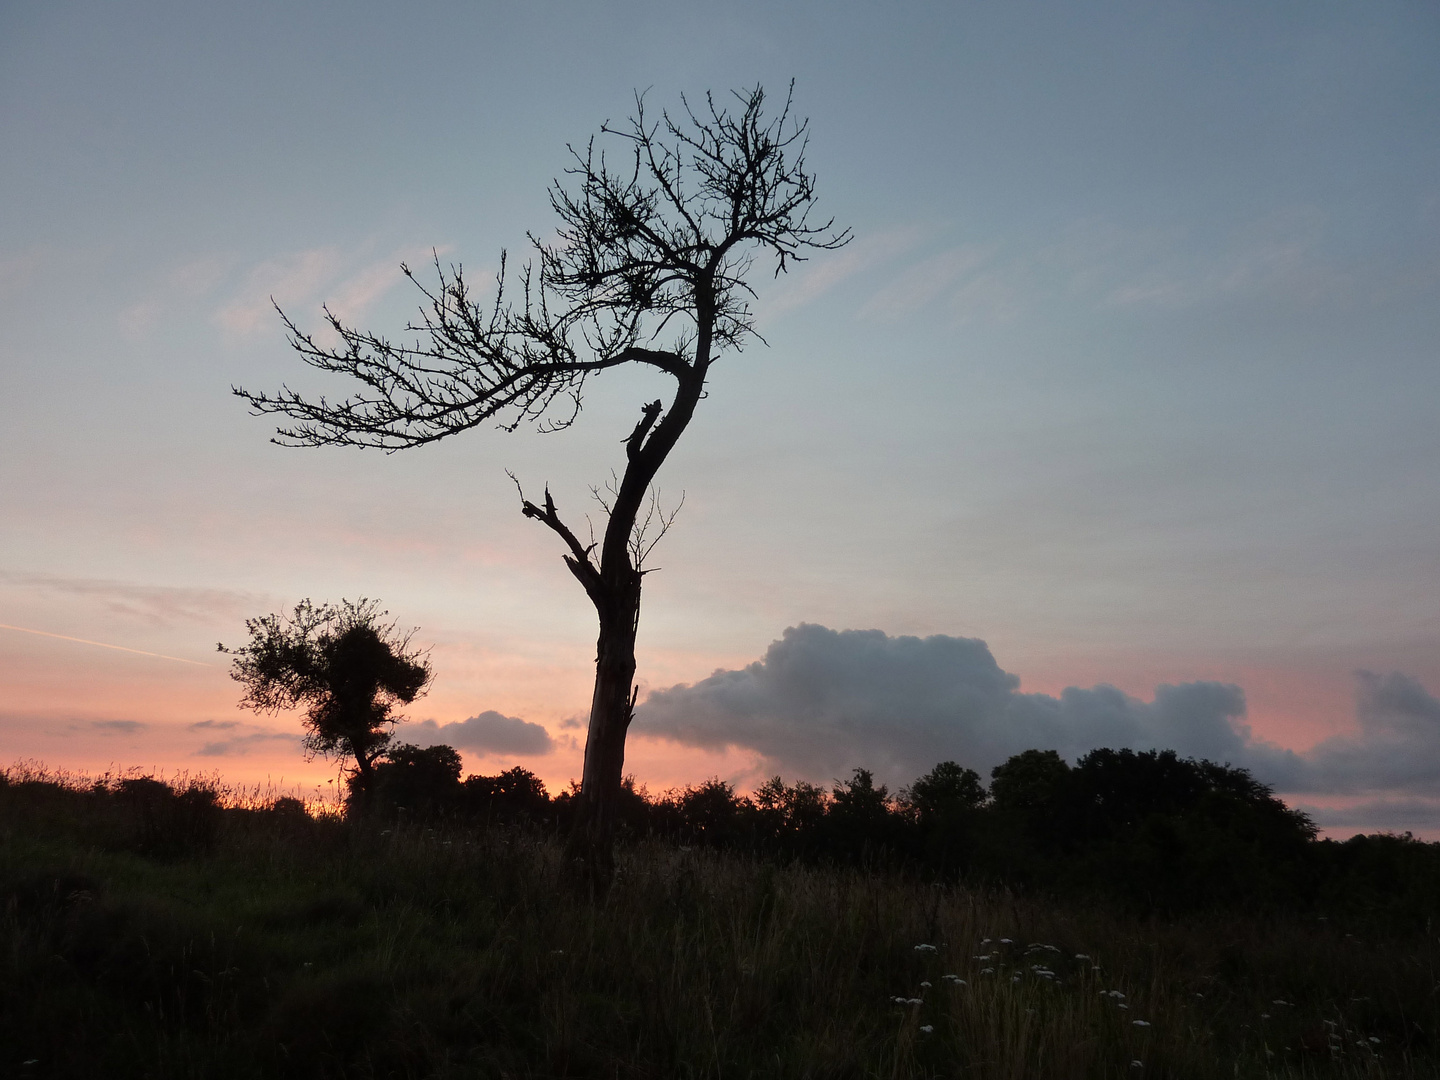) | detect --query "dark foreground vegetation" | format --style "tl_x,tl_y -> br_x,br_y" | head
4,757 -> 1440,1079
